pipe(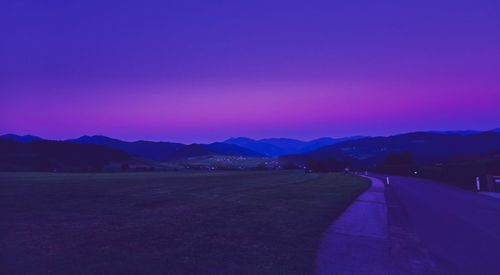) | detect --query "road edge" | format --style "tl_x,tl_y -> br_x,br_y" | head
315,176 -> 391,274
